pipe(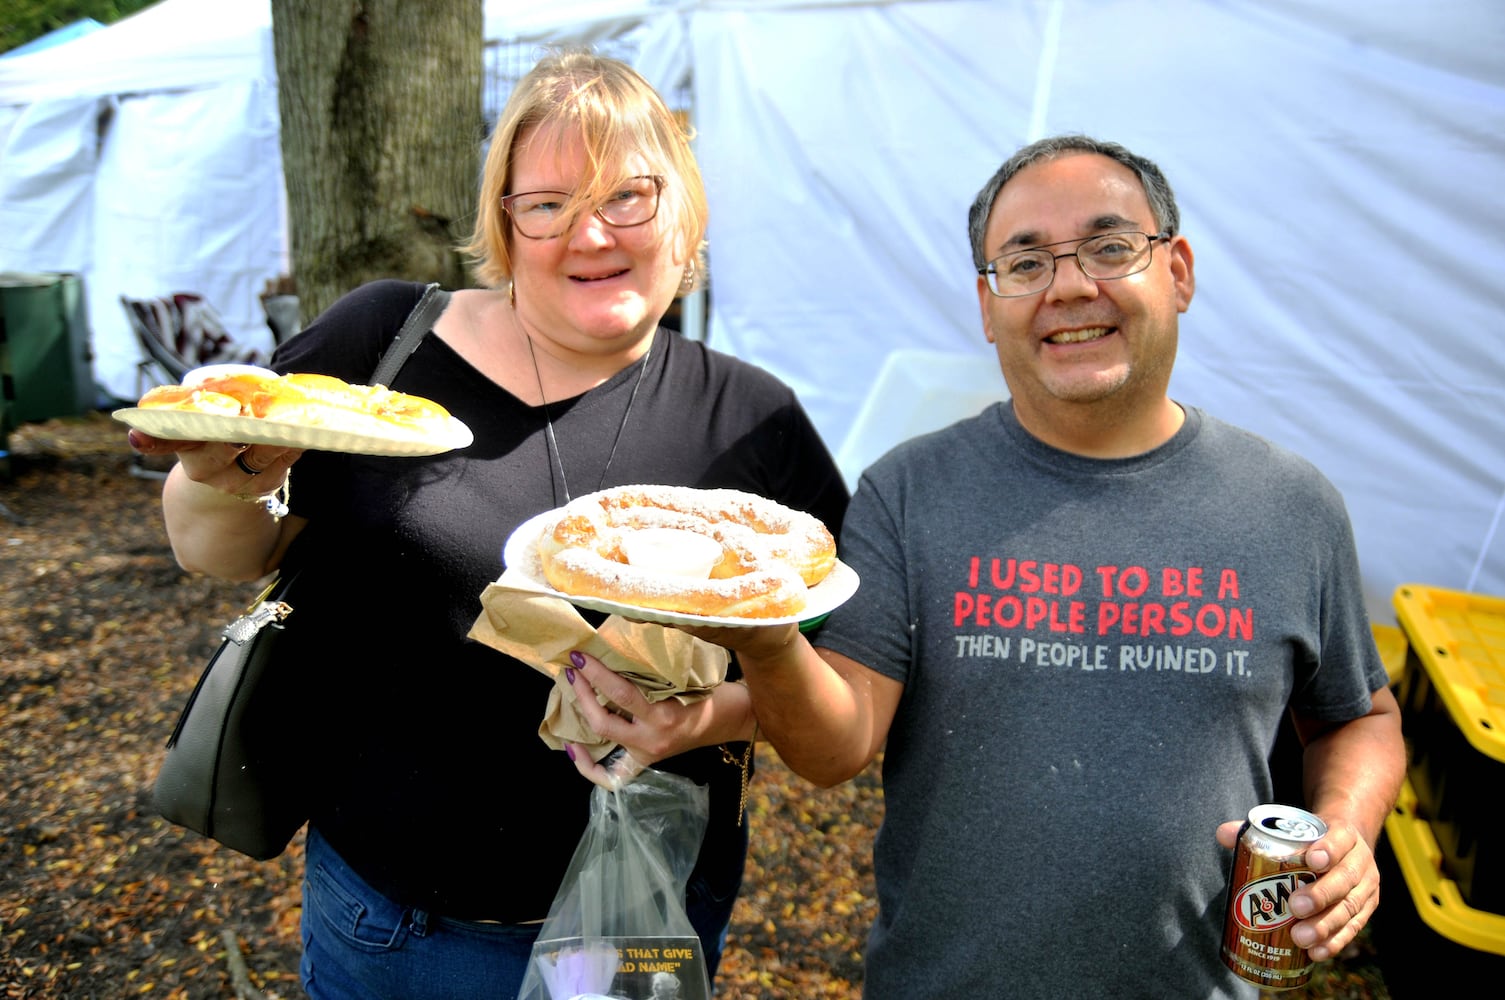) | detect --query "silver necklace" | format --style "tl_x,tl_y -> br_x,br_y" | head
524,327 -> 653,504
